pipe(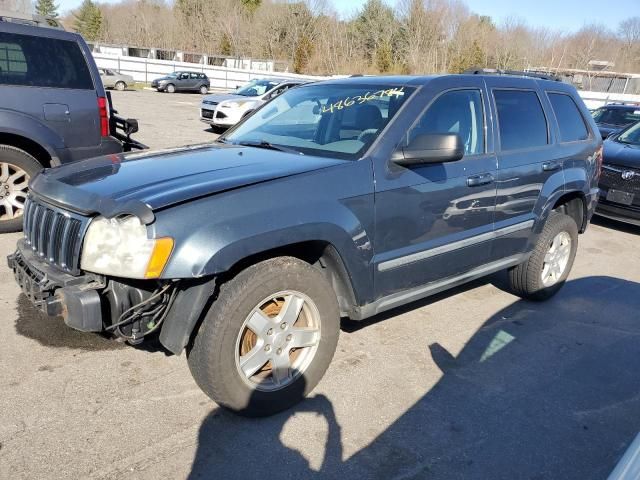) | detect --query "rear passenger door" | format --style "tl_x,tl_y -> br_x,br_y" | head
373,77 -> 497,299
0,30 -> 100,149
486,78 -> 562,259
